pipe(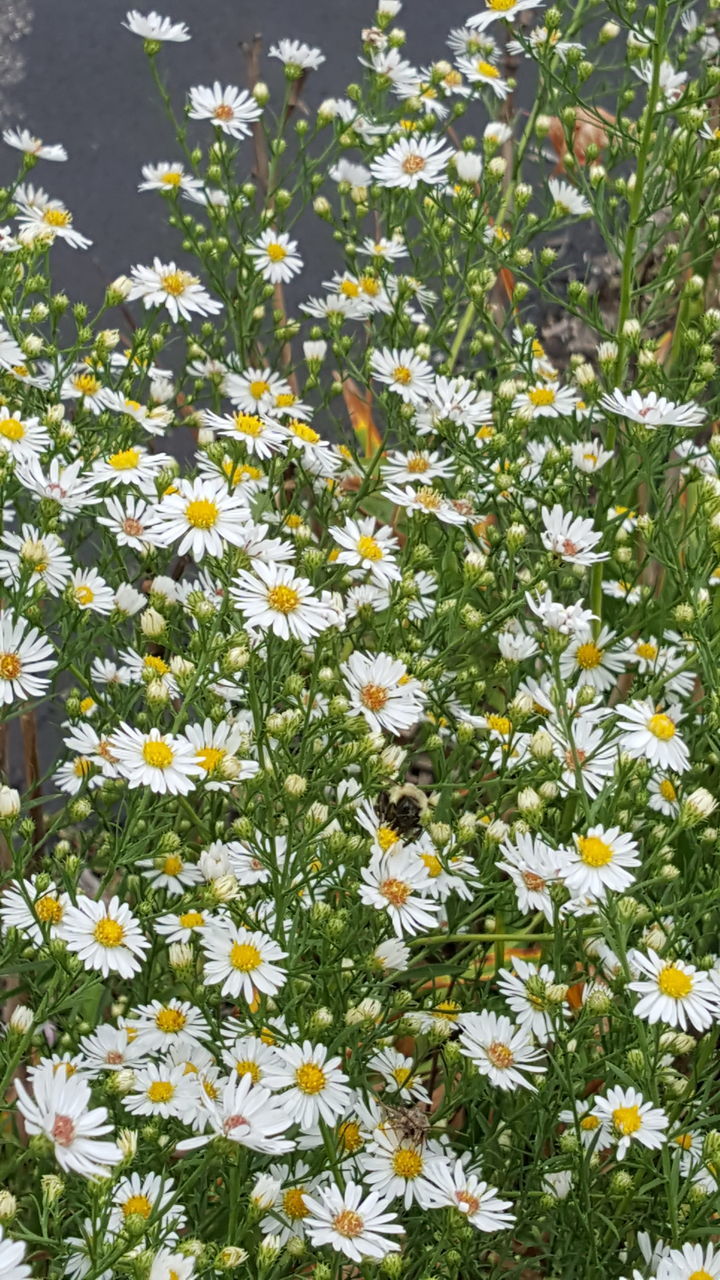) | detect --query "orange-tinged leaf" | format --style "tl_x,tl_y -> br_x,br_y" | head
339,374 -> 382,458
